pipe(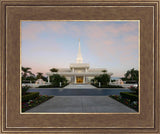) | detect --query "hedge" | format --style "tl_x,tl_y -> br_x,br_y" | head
105,85 -> 123,88
38,85 -> 53,88
22,92 -> 39,102
120,92 -> 138,101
